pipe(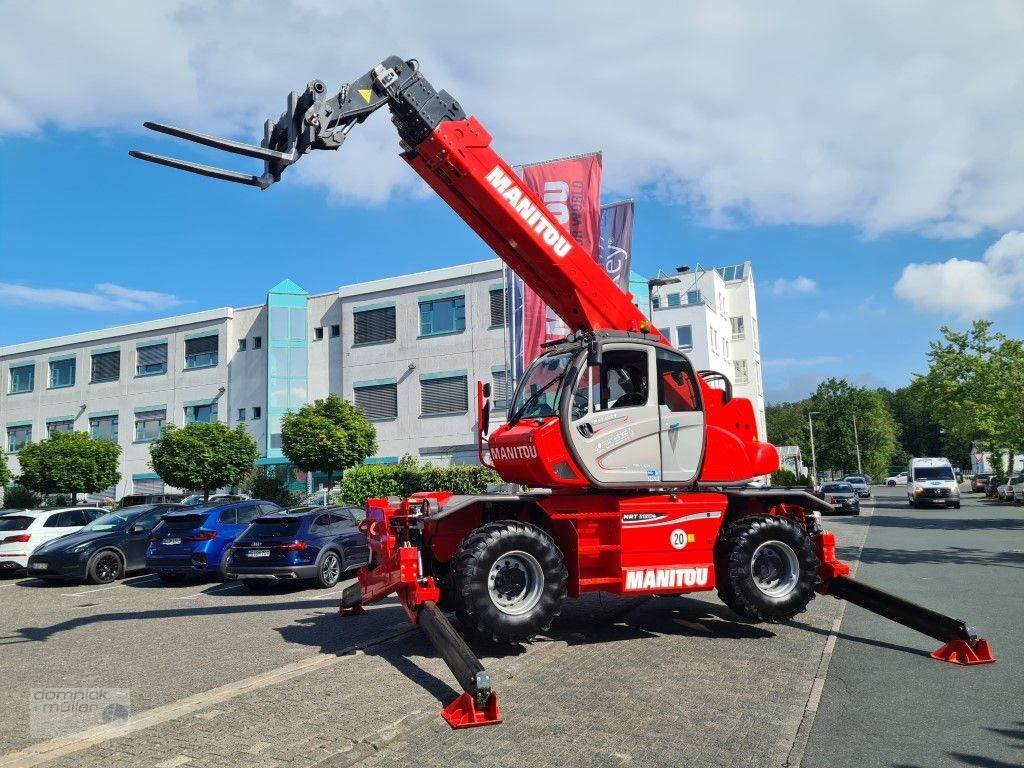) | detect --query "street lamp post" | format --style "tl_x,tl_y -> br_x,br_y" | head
808,411 -> 820,486
852,414 -> 863,475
